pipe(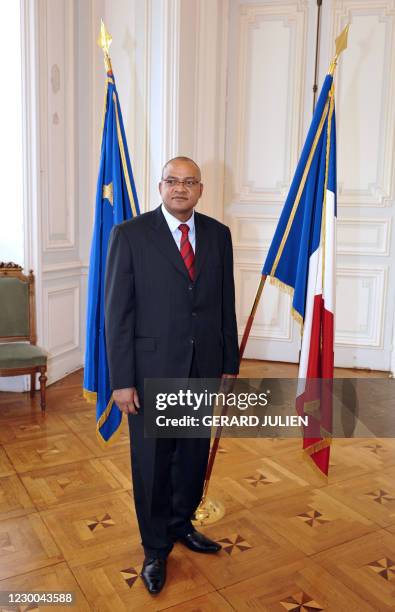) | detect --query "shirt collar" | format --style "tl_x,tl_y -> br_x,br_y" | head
161,203 -> 195,234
